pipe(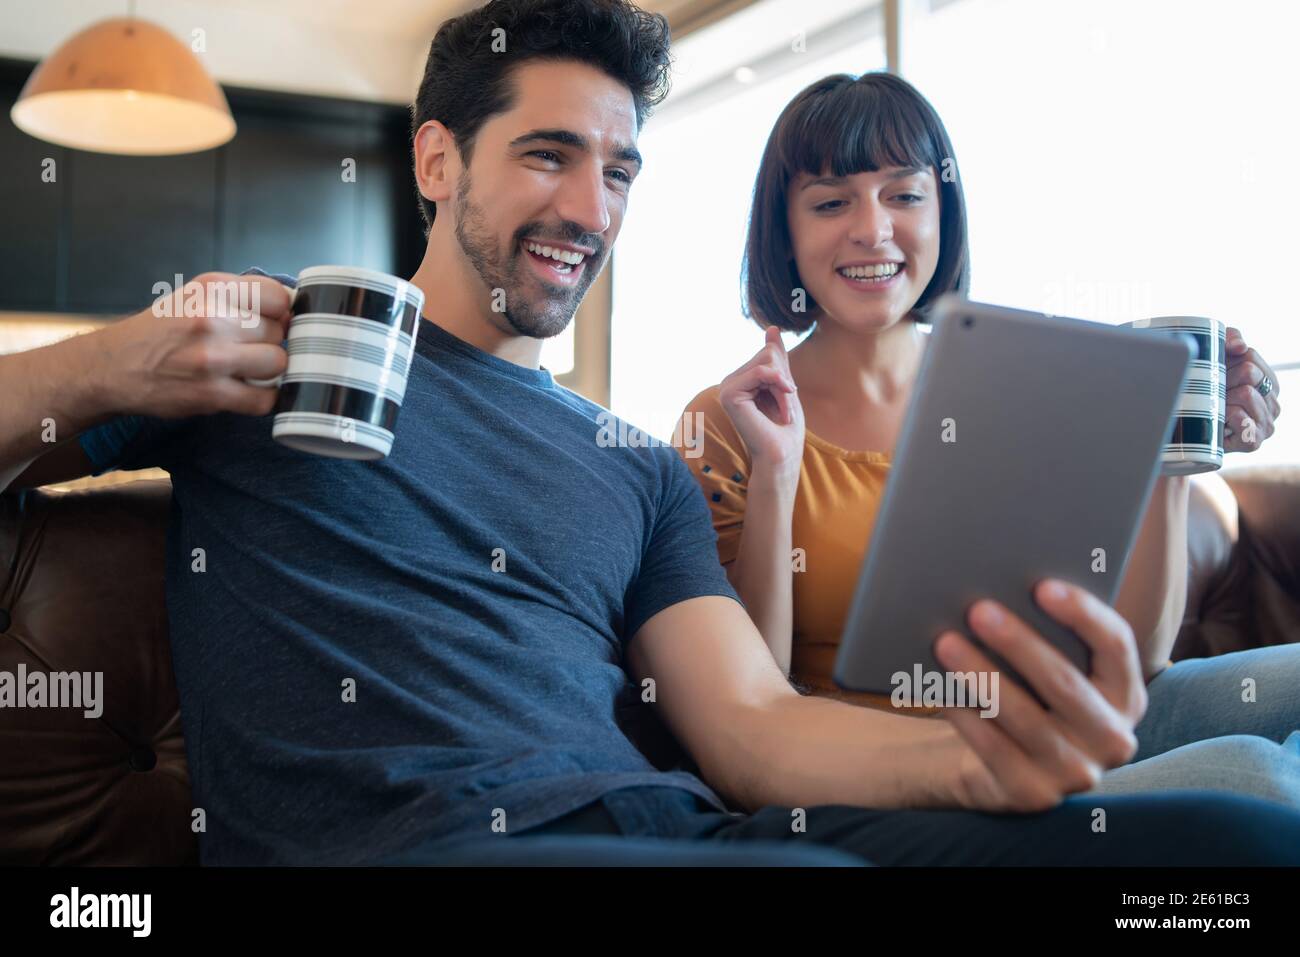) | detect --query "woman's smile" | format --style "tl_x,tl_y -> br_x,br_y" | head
835,259 -> 906,292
